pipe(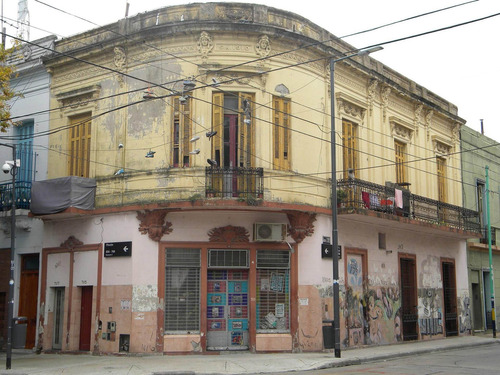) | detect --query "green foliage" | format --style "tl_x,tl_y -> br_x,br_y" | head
0,43 -> 20,132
